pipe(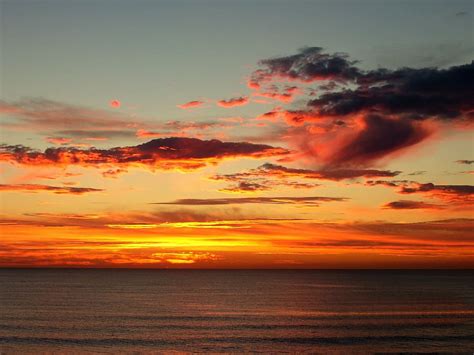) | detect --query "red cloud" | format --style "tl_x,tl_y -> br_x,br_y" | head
0,137 -> 288,172
217,96 -> 249,108
248,48 -> 473,168
177,100 -> 204,109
